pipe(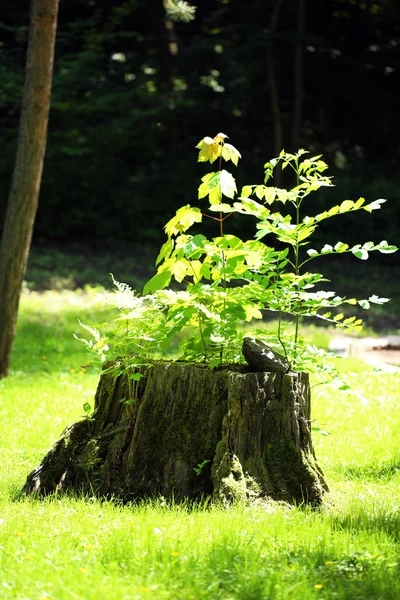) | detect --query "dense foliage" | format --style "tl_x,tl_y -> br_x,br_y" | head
0,0 -> 399,245
76,134 -> 396,388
